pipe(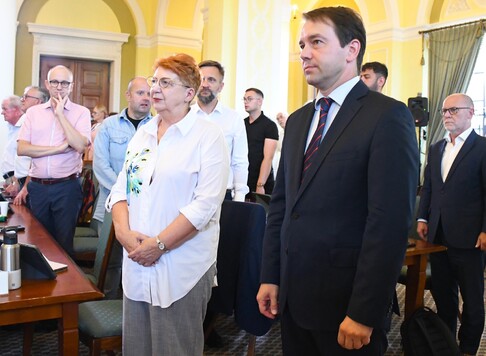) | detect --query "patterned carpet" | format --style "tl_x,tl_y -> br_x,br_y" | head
1,283 -> 485,355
